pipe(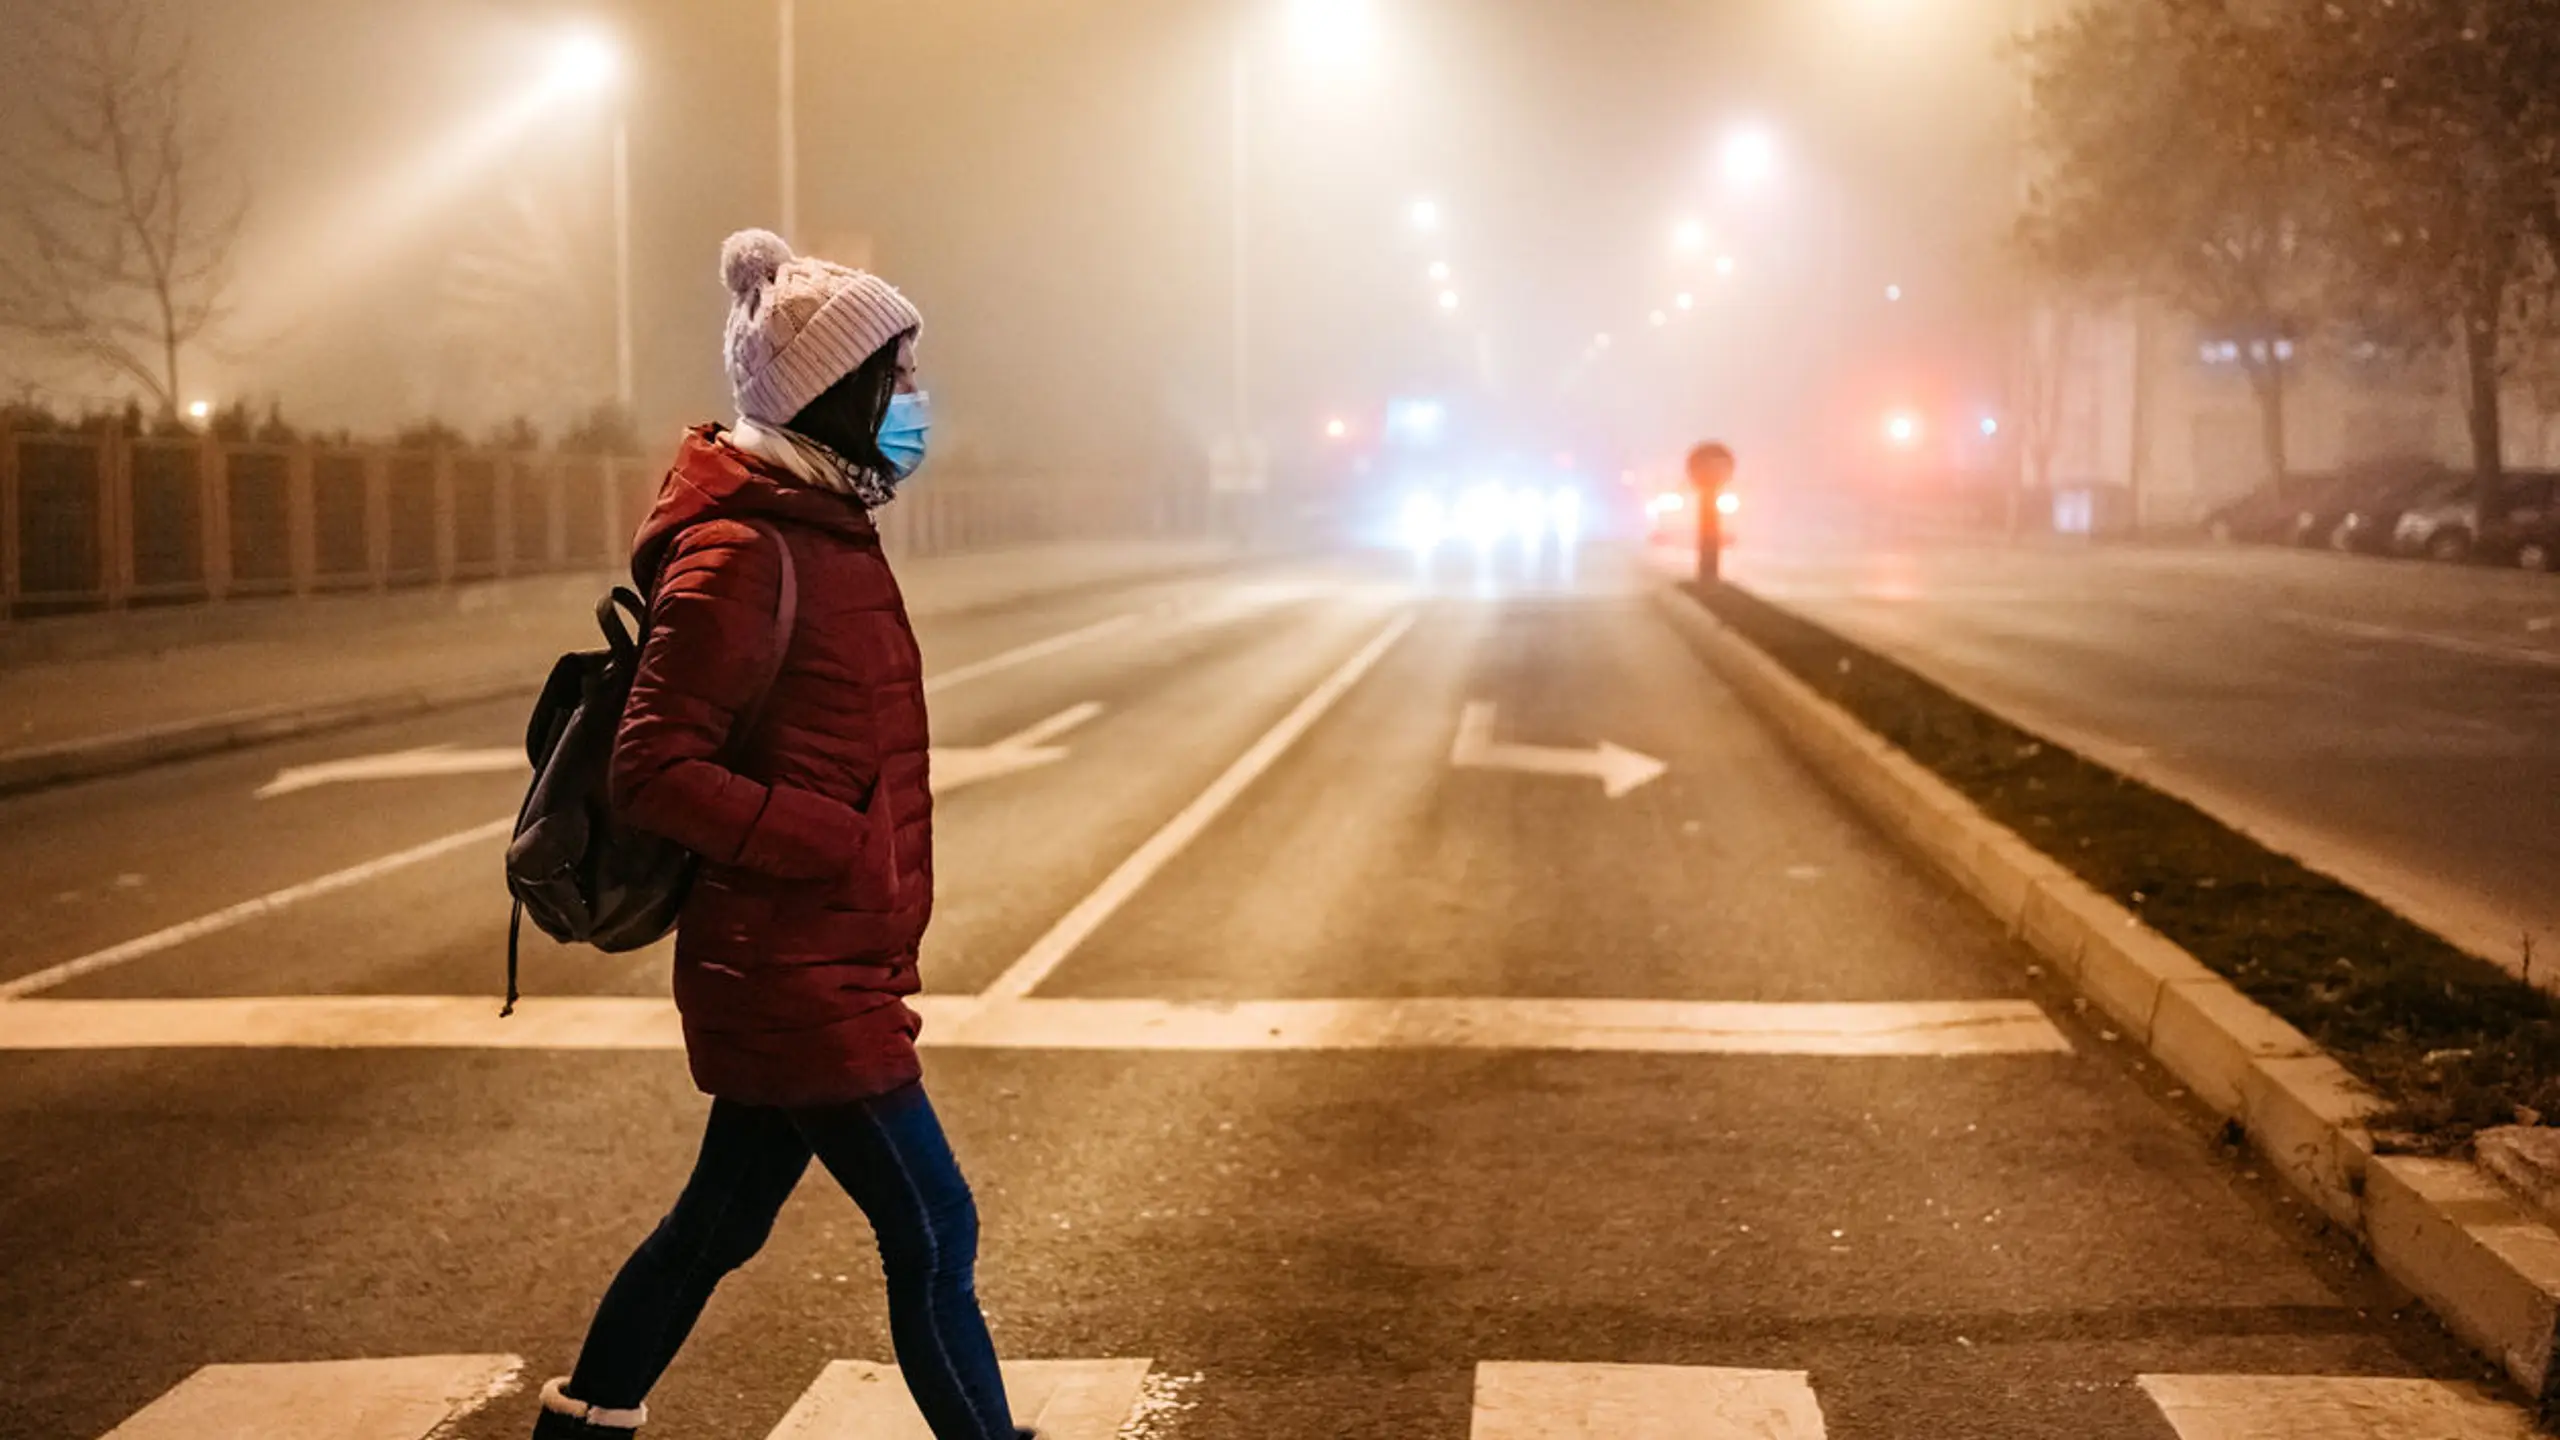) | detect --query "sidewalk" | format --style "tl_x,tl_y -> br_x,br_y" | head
0,540 -> 1236,794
